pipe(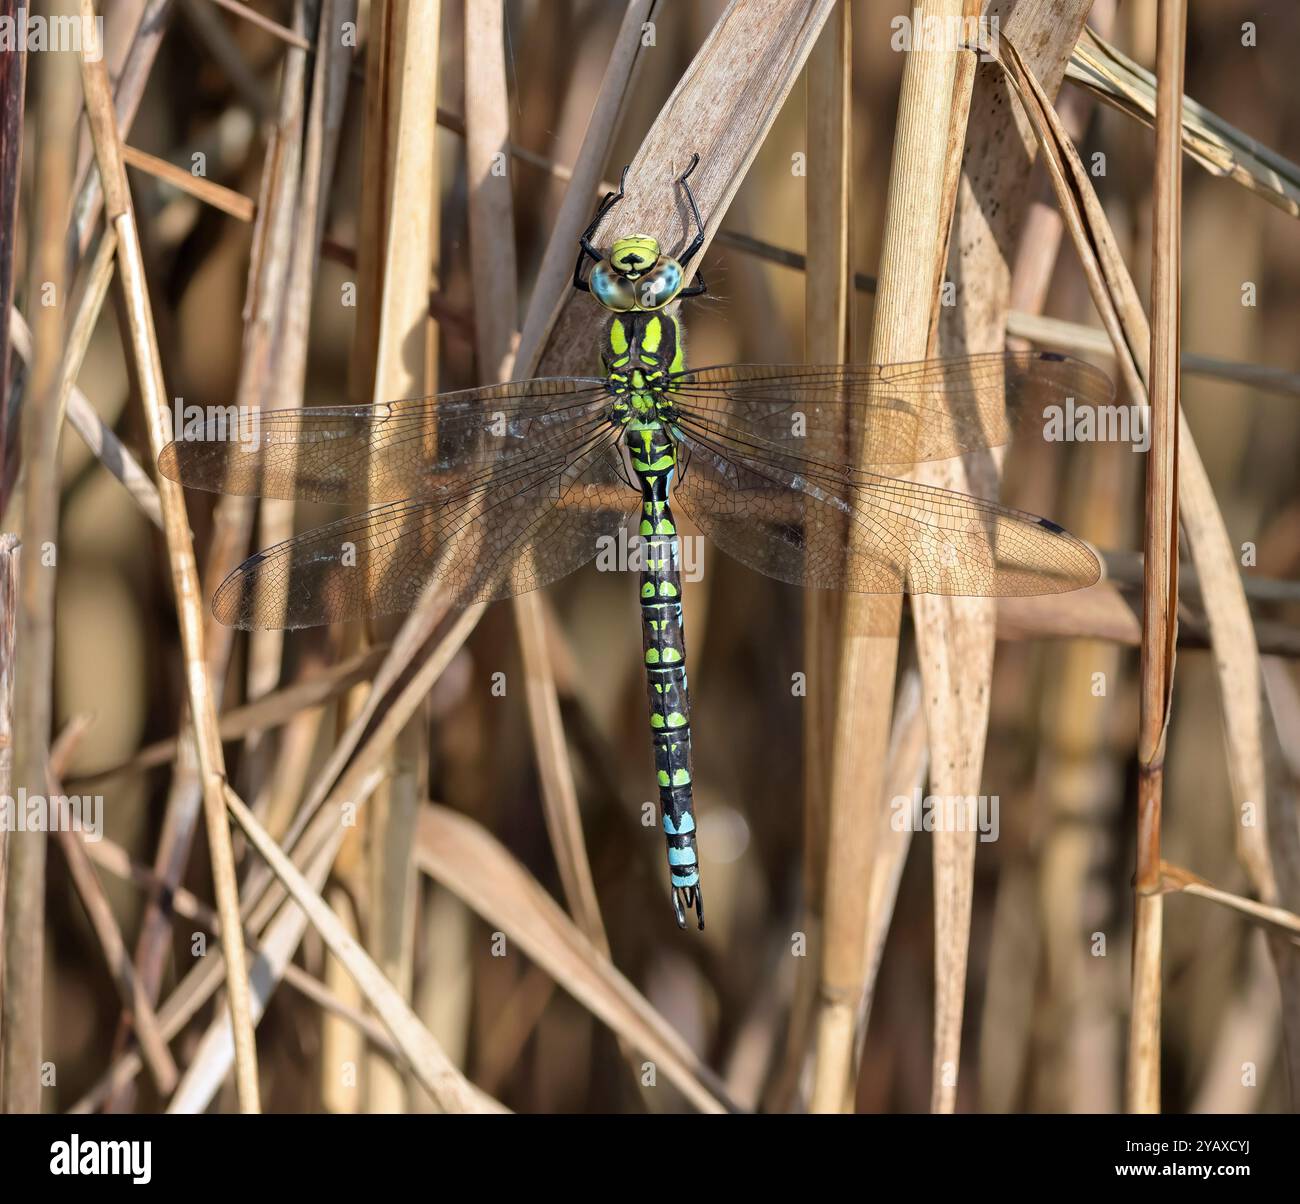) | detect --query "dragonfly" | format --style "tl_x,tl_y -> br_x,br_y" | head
159,154 -> 1111,932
